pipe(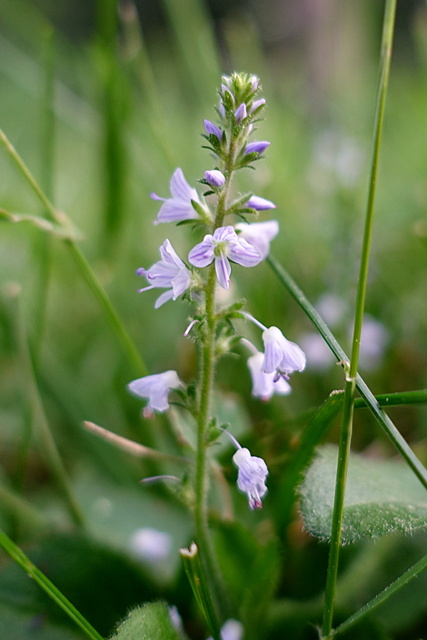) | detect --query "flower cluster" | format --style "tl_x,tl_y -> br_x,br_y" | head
128,73 -> 306,511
